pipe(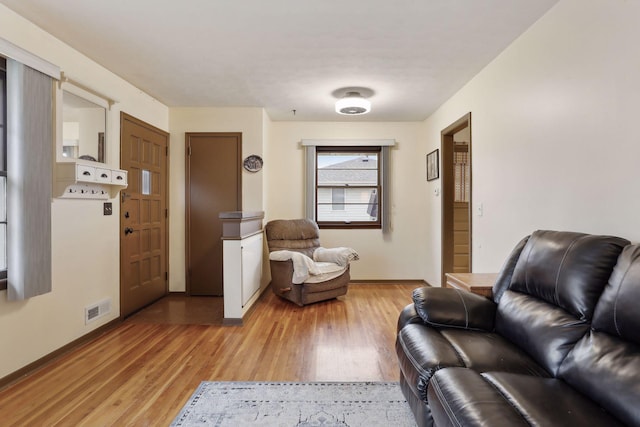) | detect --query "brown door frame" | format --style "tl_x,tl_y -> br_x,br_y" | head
184,132 -> 242,296
119,112 -> 170,318
441,112 -> 472,285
